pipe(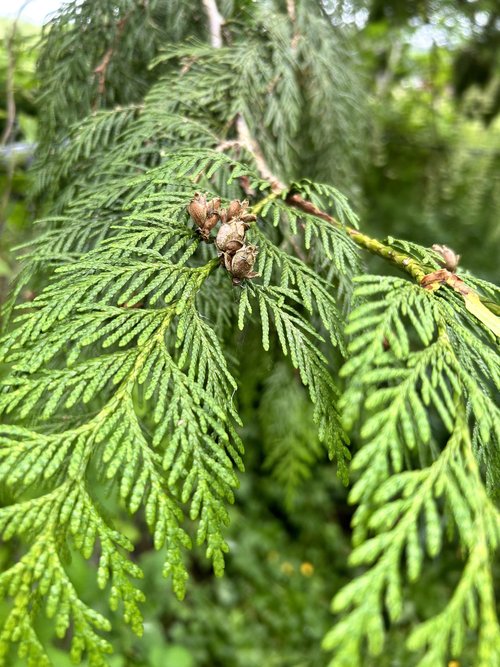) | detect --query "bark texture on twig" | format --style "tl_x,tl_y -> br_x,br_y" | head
235,115 -> 286,193
202,0 -> 224,48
